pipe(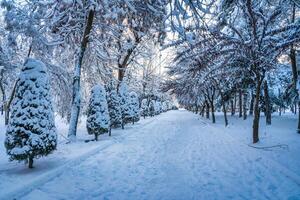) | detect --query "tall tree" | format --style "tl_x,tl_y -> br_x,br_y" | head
68,8 -> 95,141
